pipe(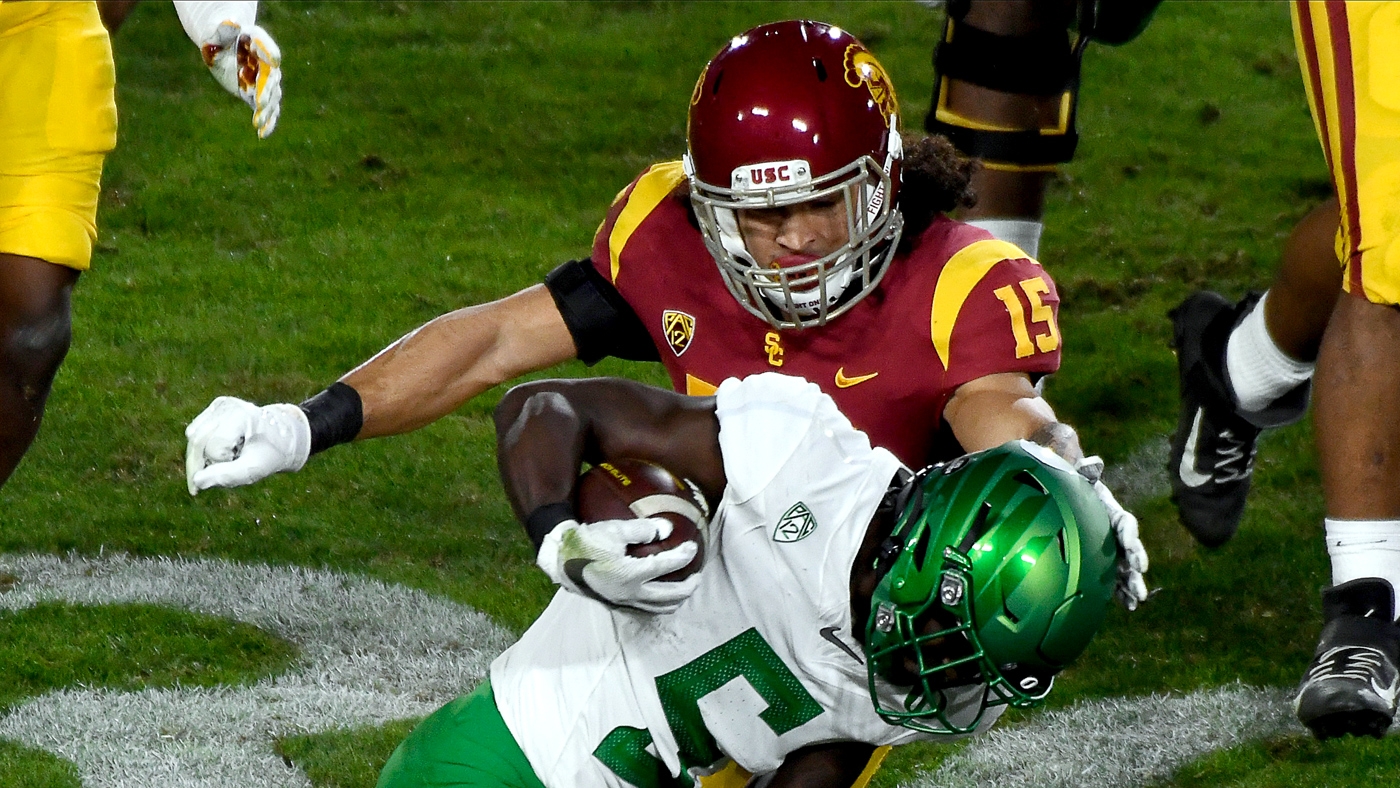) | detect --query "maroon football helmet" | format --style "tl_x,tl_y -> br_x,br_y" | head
684,20 -> 904,329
